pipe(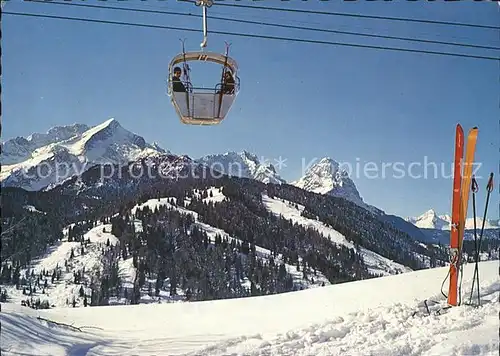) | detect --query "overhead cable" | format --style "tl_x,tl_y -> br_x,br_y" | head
23,0 -> 500,51
3,11 -> 499,62
207,1 -> 500,31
